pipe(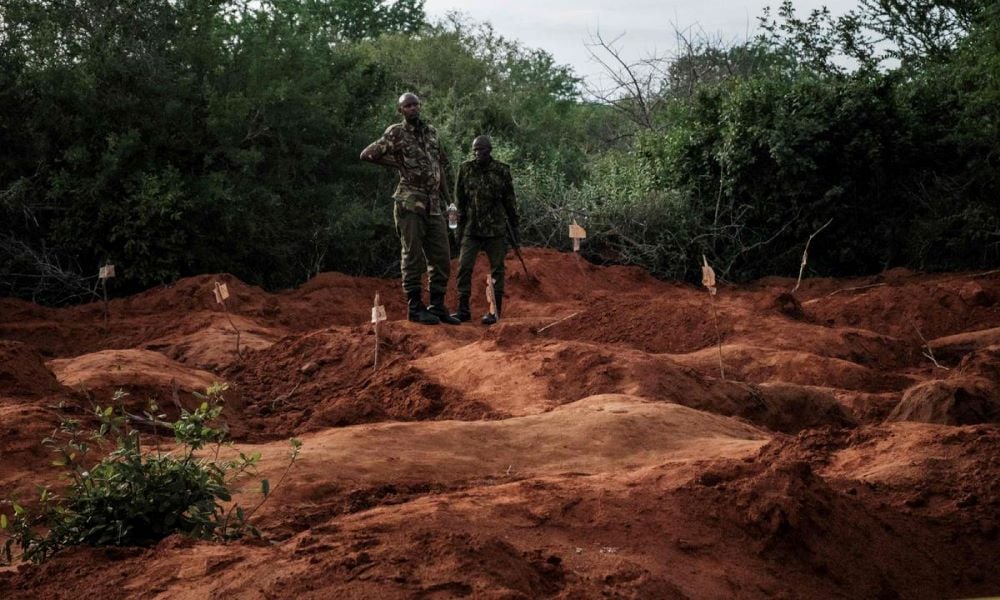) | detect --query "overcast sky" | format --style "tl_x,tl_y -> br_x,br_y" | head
423,0 -> 859,83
